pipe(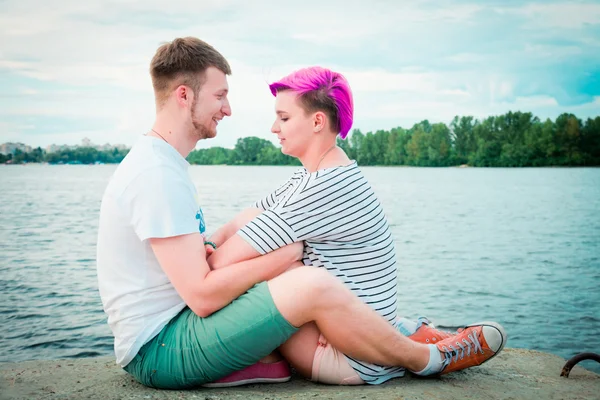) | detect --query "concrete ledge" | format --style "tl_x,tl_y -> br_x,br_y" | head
1,349 -> 598,400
